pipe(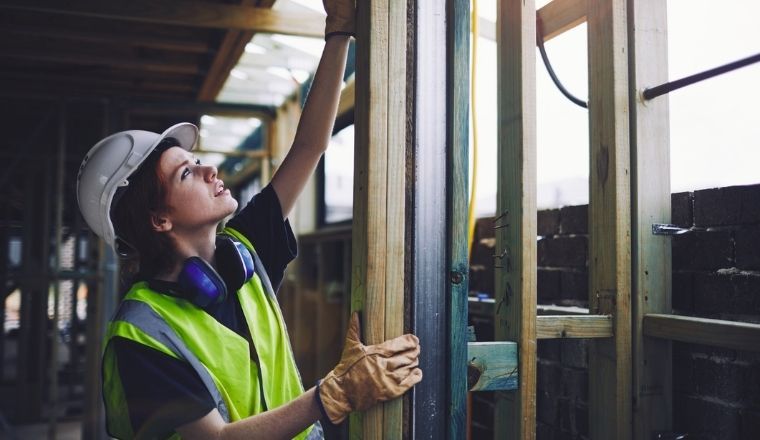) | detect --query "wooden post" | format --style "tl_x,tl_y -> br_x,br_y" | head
495,0 -> 538,438
351,0 -> 408,437
629,0 -> 672,438
587,0 -> 632,438
447,0 -> 470,437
